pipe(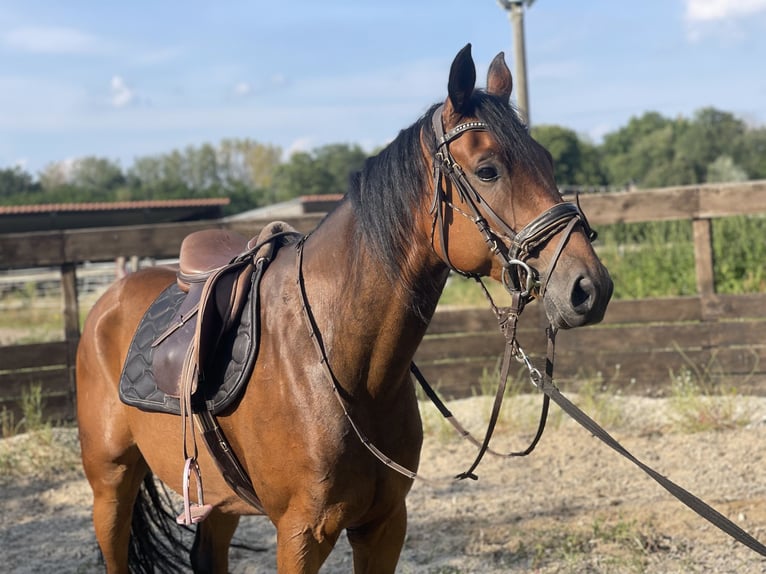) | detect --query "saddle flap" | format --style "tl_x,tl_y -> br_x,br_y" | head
195,258 -> 255,373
